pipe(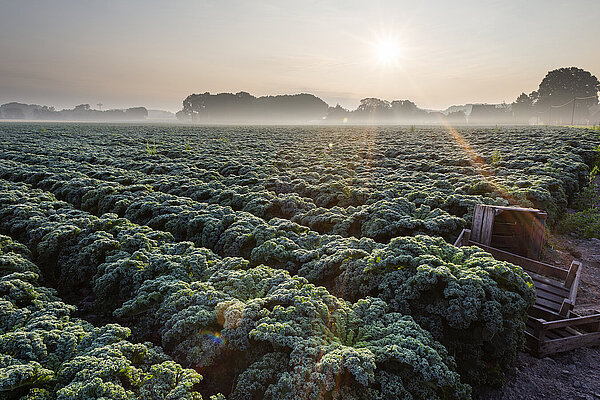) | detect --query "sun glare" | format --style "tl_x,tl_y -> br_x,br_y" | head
373,37 -> 401,67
